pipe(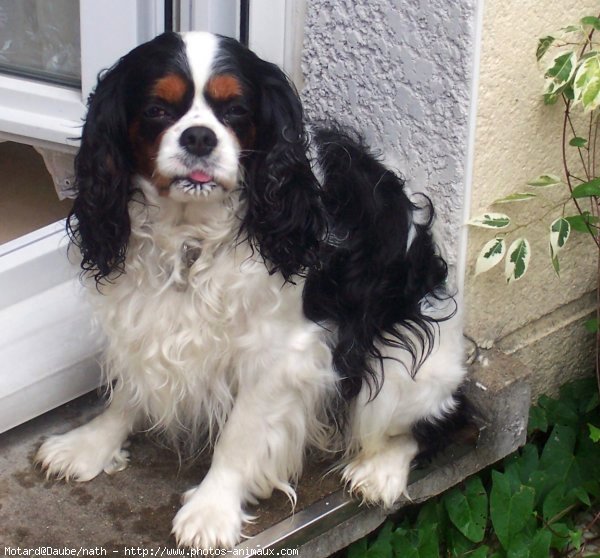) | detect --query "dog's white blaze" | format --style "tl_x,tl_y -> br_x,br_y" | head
182,31 -> 219,96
